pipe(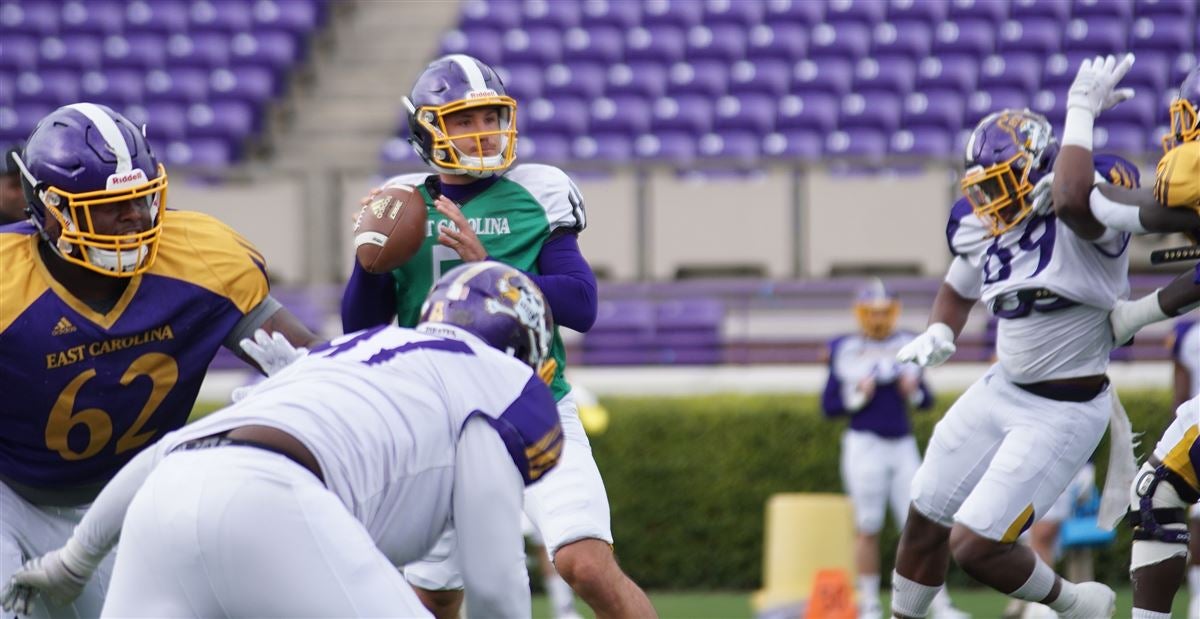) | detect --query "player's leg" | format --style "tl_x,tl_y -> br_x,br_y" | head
526,514 -> 581,619
526,395 -> 656,619
893,376 -> 1005,619
1188,507 -> 1200,619
405,528 -> 466,619
840,430 -> 888,619
947,383 -> 1112,619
